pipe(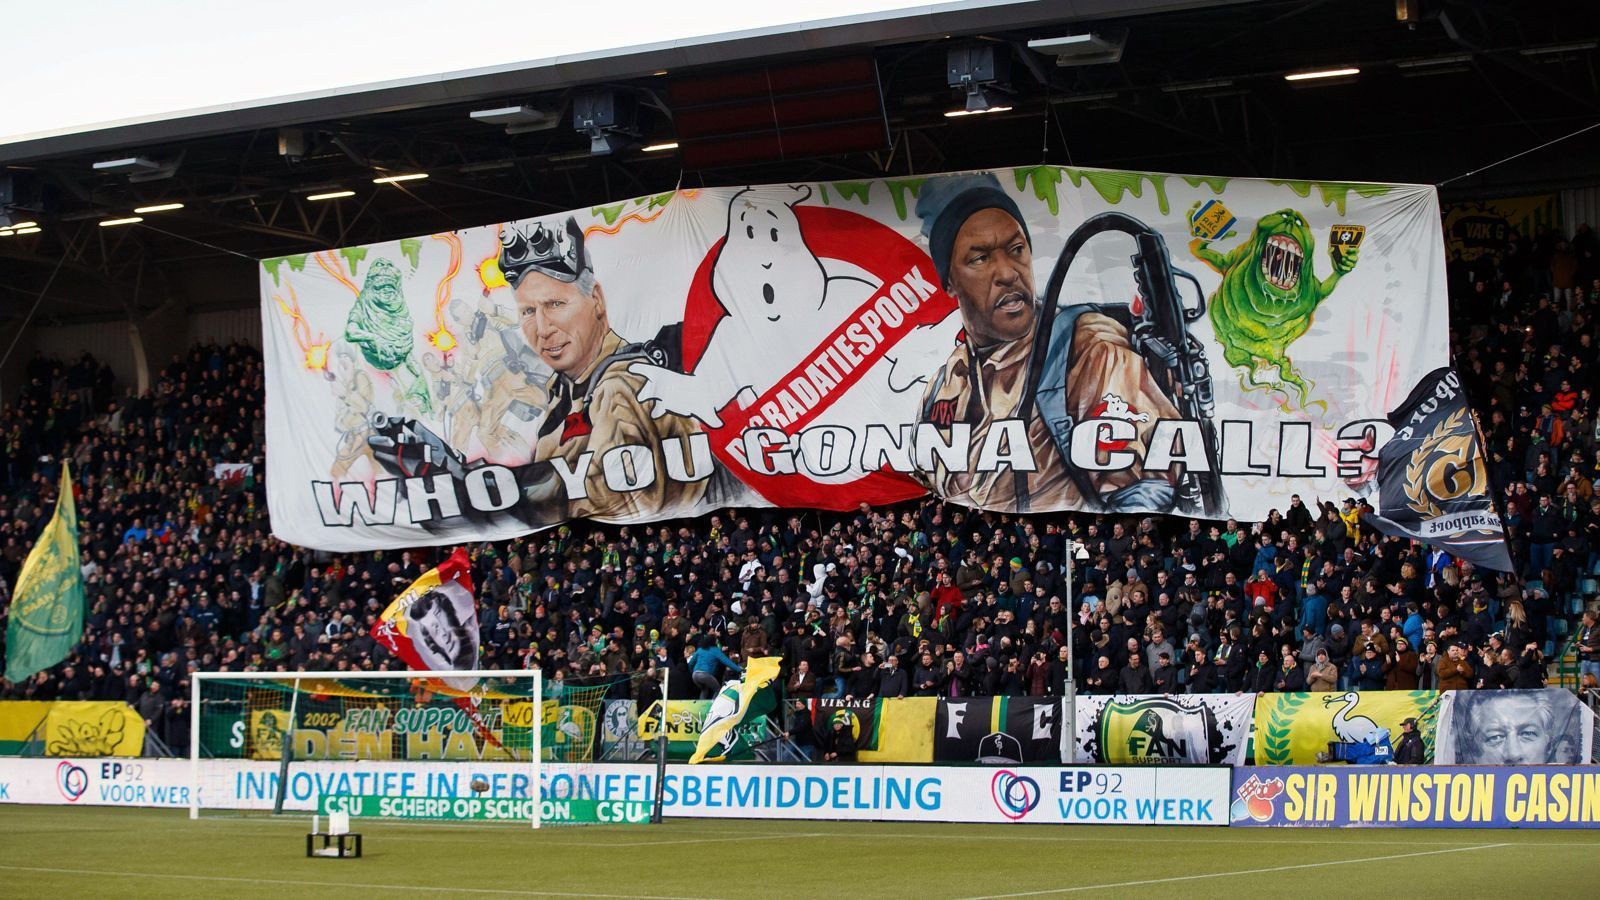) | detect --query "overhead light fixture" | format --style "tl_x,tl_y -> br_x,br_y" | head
1396,54 -> 1472,69
306,190 -> 356,201
641,142 -> 680,153
99,216 -> 143,227
947,44 -> 1012,112
92,153 -> 182,183
1520,41 -> 1597,57
5,220 -> 38,230
1027,31 -> 1126,67
133,202 -> 184,214
372,173 -> 428,184
573,89 -> 639,156
1052,91 -> 1119,105
459,160 -> 517,173
1161,79 -> 1235,93
1284,66 -> 1360,82
944,106 -> 1013,118
12,226 -> 40,235
469,105 -> 560,135
93,156 -> 161,174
